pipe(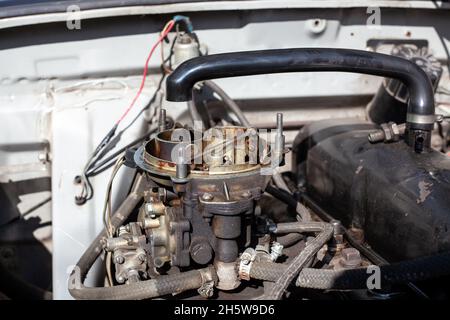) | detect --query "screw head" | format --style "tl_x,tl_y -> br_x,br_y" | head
241,191 -> 252,199
201,193 -> 214,201
114,255 -> 125,264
